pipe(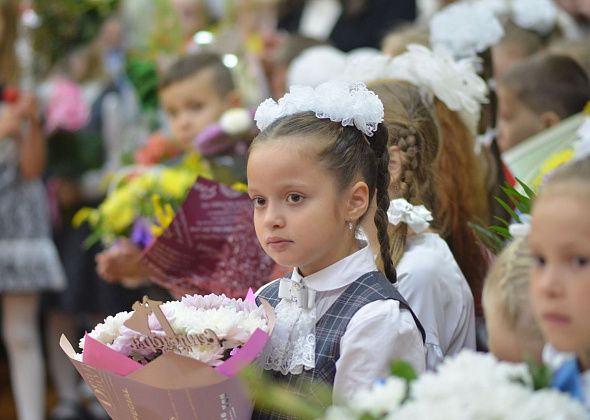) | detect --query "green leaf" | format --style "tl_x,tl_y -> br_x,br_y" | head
390,360 -> 417,382
489,226 -> 511,239
517,178 -> 537,201
239,367 -> 328,420
468,222 -> 504,255
493,215 -> 510,228
494,196 -> 520,222
524,355 -> 552,390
